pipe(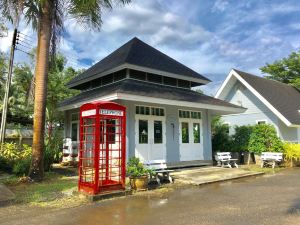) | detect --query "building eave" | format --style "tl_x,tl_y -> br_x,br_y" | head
58,92 -> 245,115
215,69 -> 293,127
67,63 -> 210,88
